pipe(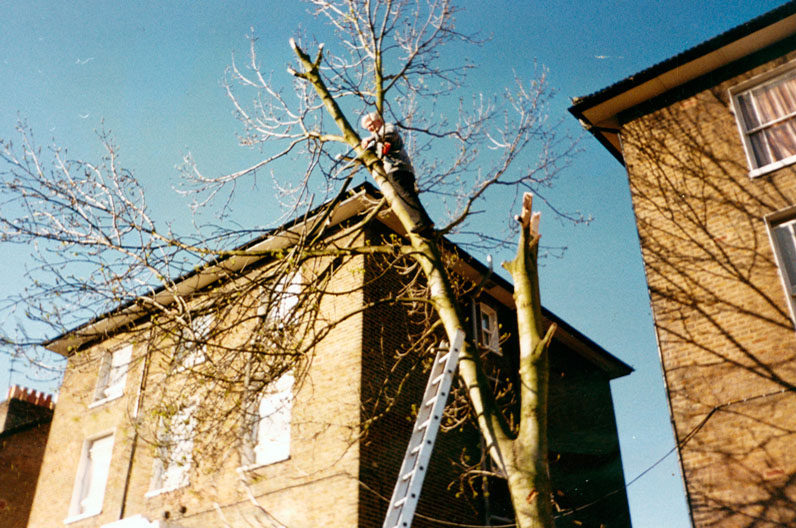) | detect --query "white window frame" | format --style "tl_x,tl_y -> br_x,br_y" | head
730,61 -> 796,178
92,344 -> 132,405
147,401 -> 196,496
479,302 -> 501,355
766,207 -> 796,326
65,432 -> 115,523
240,372 -> 294,470
174,313 -> 213,369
